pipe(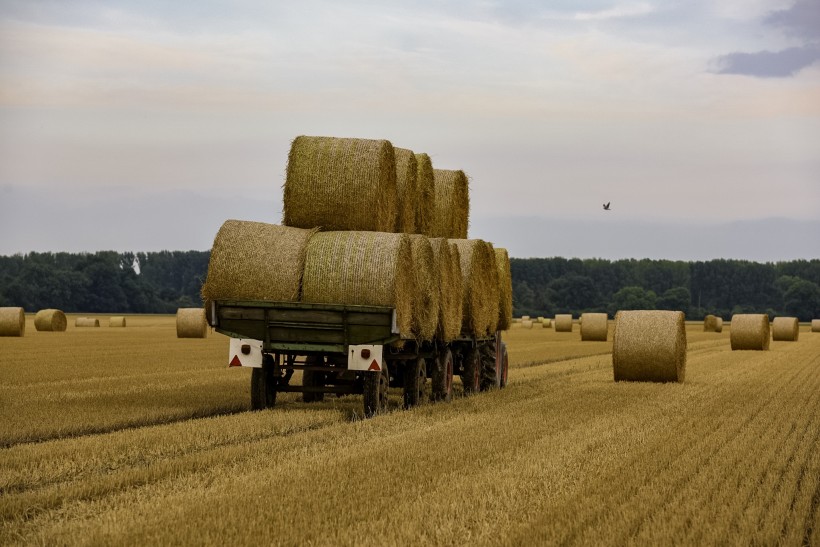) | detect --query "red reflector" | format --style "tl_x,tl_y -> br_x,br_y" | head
368,360 -> 380,371
361,349 -> 371,359
229,355 -> 242,367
